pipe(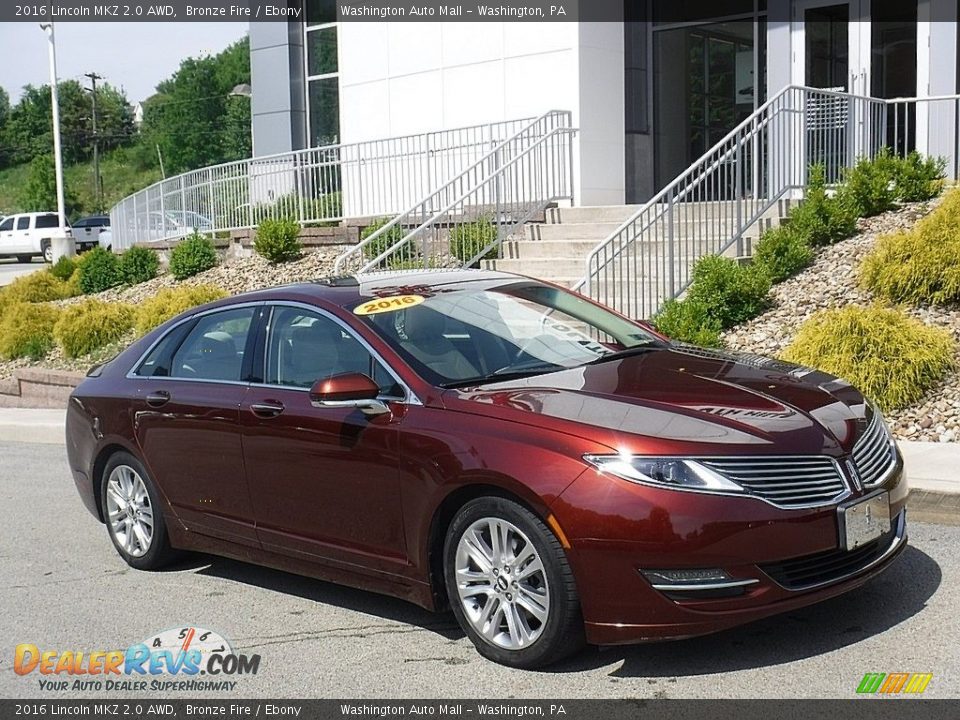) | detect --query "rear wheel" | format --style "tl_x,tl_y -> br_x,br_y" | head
41,241 -> 53,263
100,451 -> 177,570
444,497 -> 585,668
